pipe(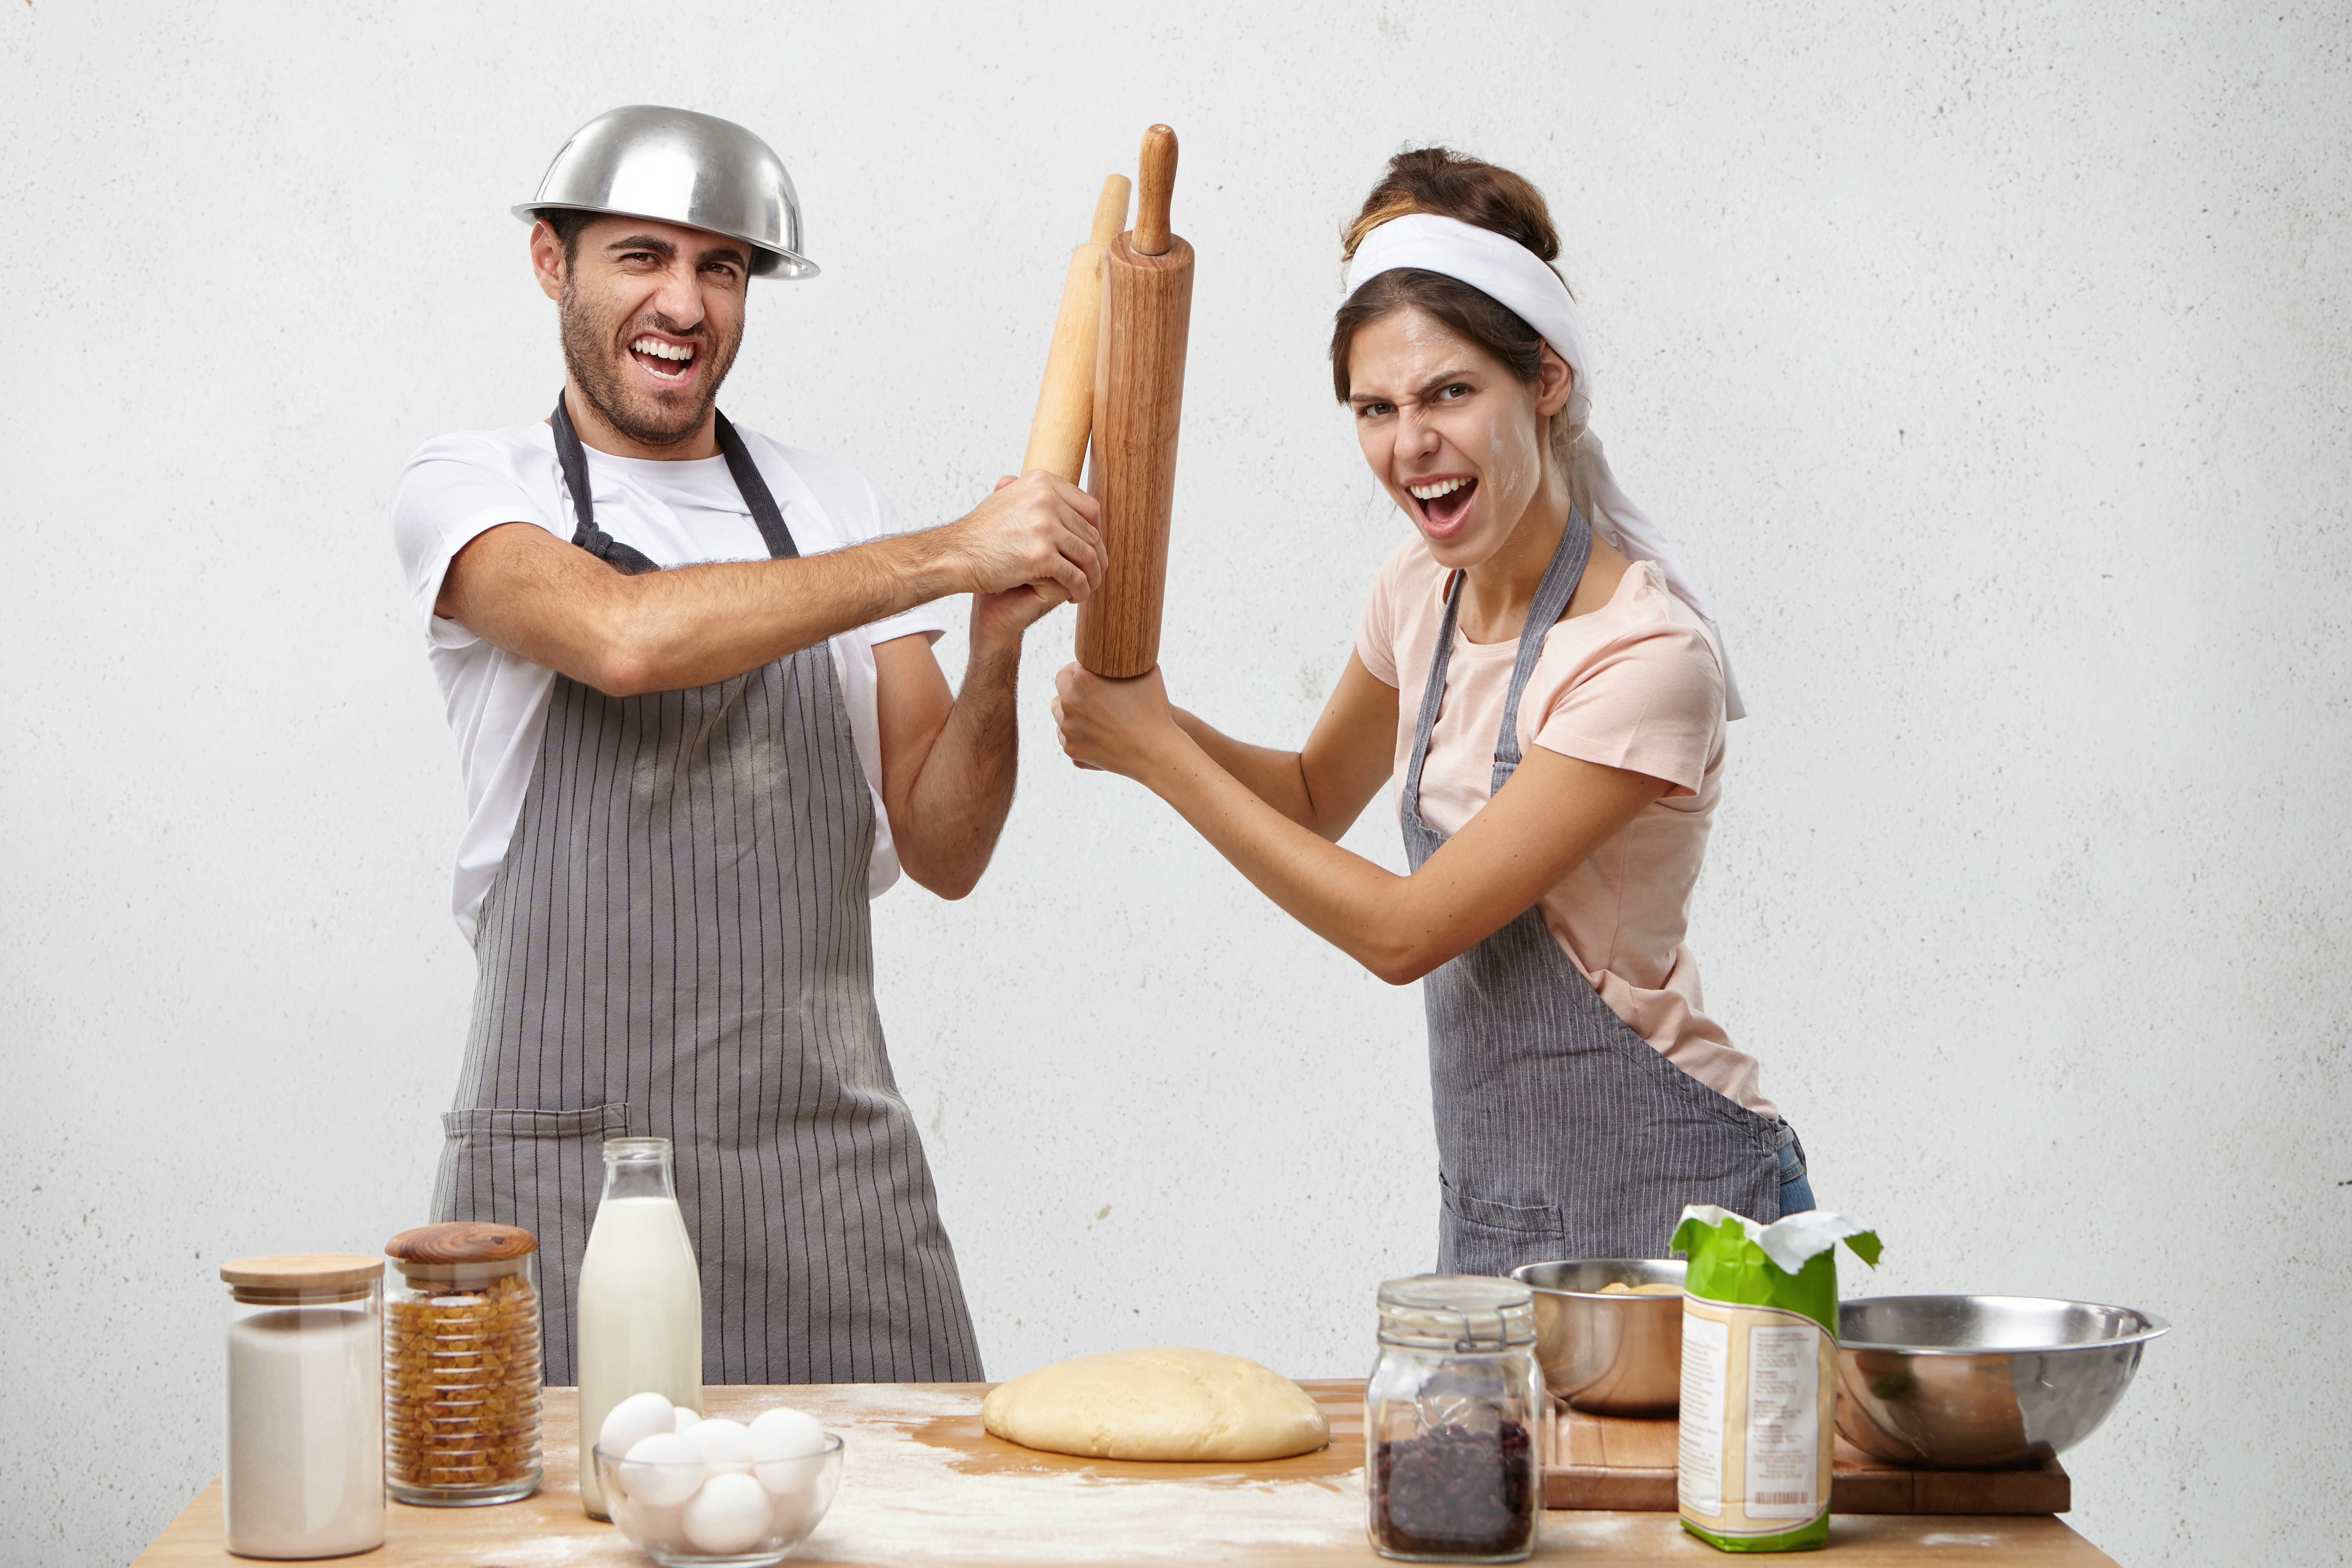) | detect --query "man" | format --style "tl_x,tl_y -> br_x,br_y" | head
391,106 -> 1101,1385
